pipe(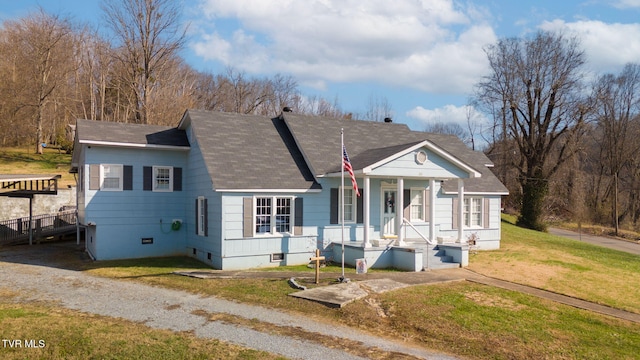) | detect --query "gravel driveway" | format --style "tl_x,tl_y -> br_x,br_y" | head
0,242 -> 457,360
